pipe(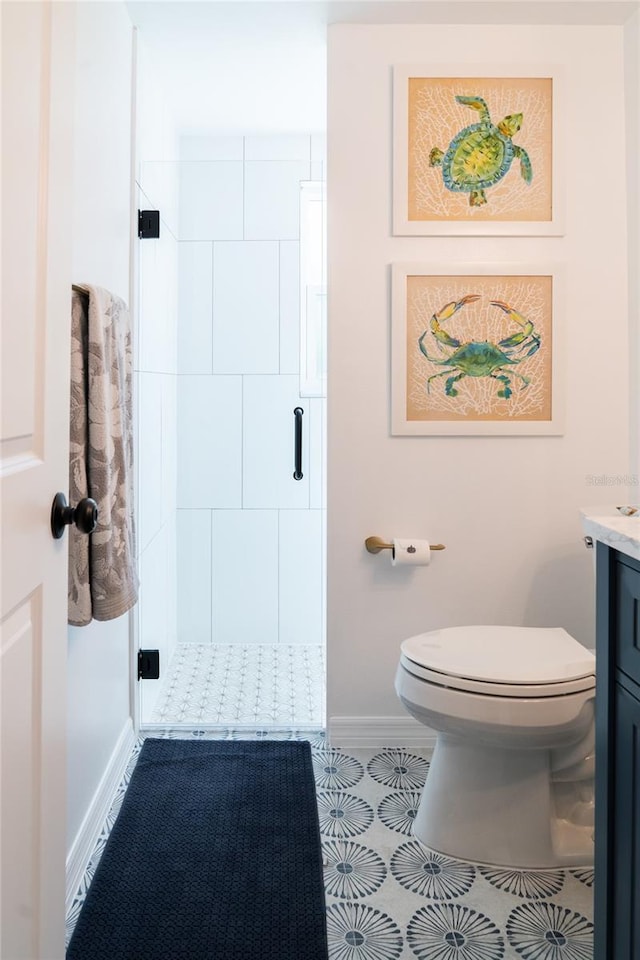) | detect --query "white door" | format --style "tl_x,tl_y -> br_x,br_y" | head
1,3 -> 75,958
